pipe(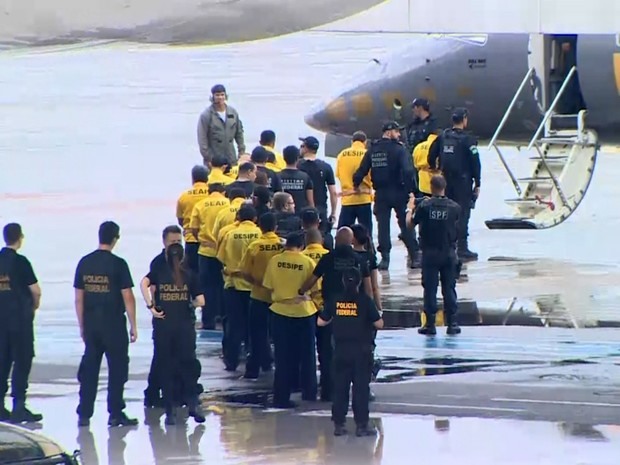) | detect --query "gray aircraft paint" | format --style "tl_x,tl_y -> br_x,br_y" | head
305,33 -> 620,144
